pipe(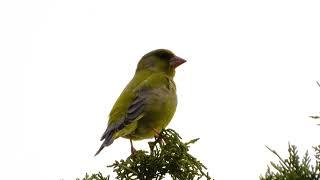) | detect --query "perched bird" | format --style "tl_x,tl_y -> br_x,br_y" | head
95,49 -> 186,156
